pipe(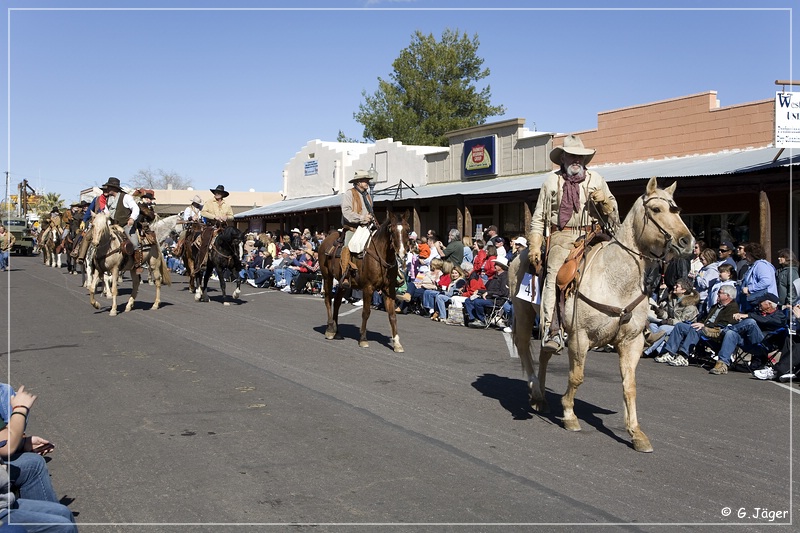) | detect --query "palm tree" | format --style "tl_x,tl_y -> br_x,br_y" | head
34,192 -> 64,219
